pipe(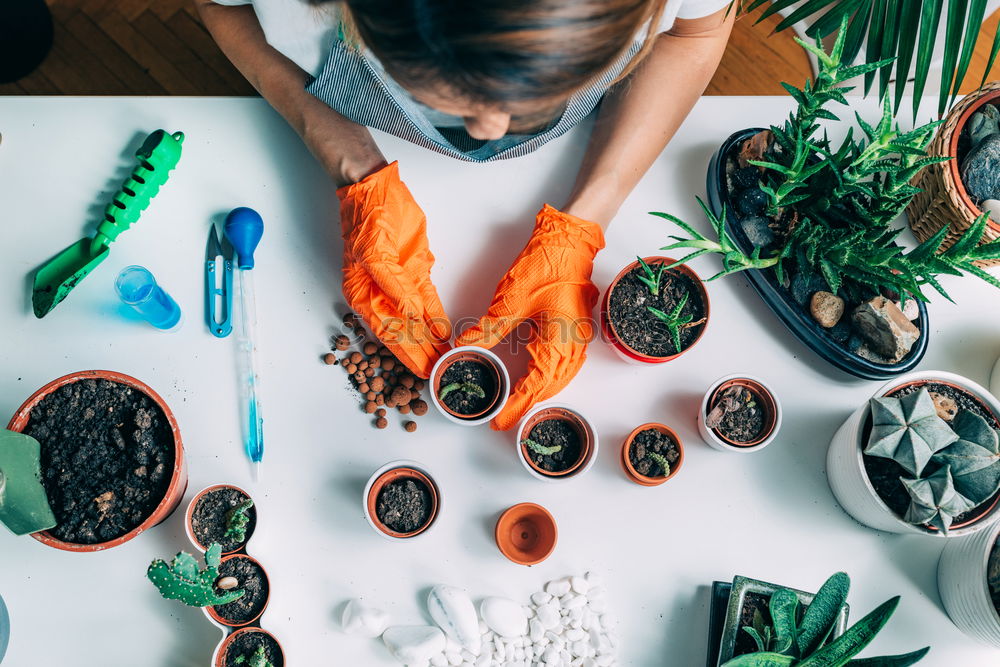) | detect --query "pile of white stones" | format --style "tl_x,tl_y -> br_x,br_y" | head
341,572 -> 618,666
